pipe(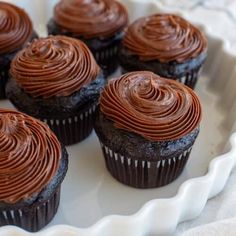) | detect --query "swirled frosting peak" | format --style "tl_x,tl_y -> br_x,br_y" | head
123,14 -> 207,63
10,35 -> 100,98
0,2 -> 33,54
54,0 -> 128,38
100,71 -> 202,141
0,109 -> 61,204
